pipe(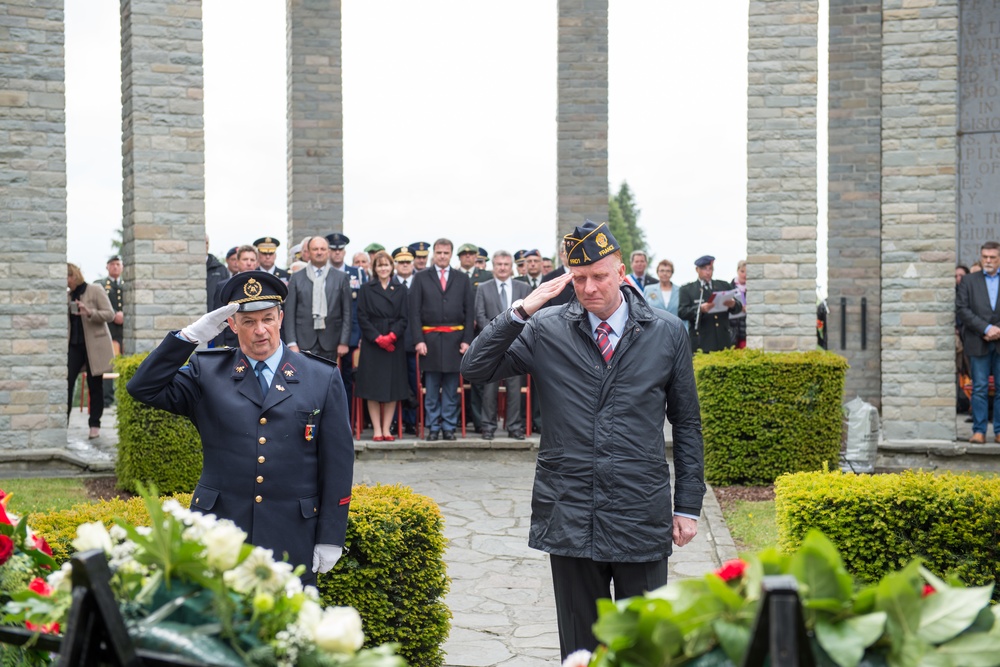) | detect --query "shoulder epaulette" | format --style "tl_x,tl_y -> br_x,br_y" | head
195,346 -> 236,354
302,351 -> 340,368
